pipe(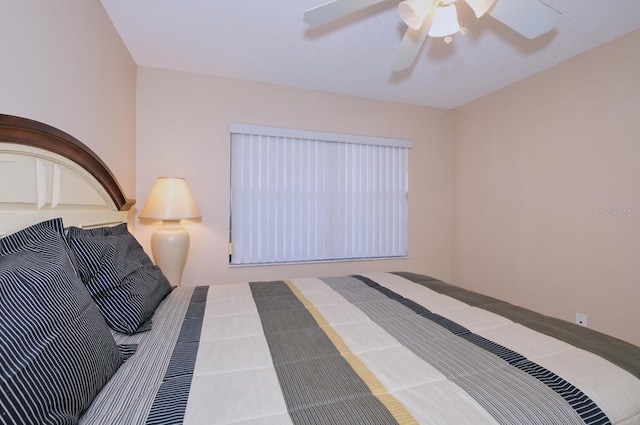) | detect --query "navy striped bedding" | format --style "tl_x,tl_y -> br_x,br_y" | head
79,272 -> 640,425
